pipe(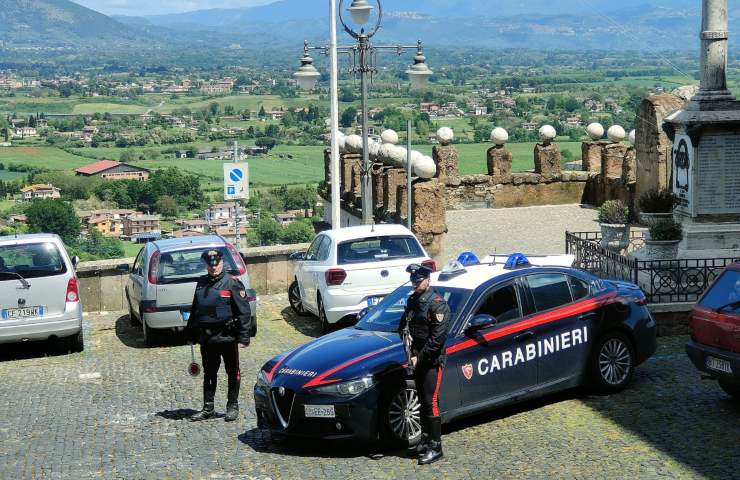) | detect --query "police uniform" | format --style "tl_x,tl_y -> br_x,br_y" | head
186,250 -> 253,422
398,264 -> 450,465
